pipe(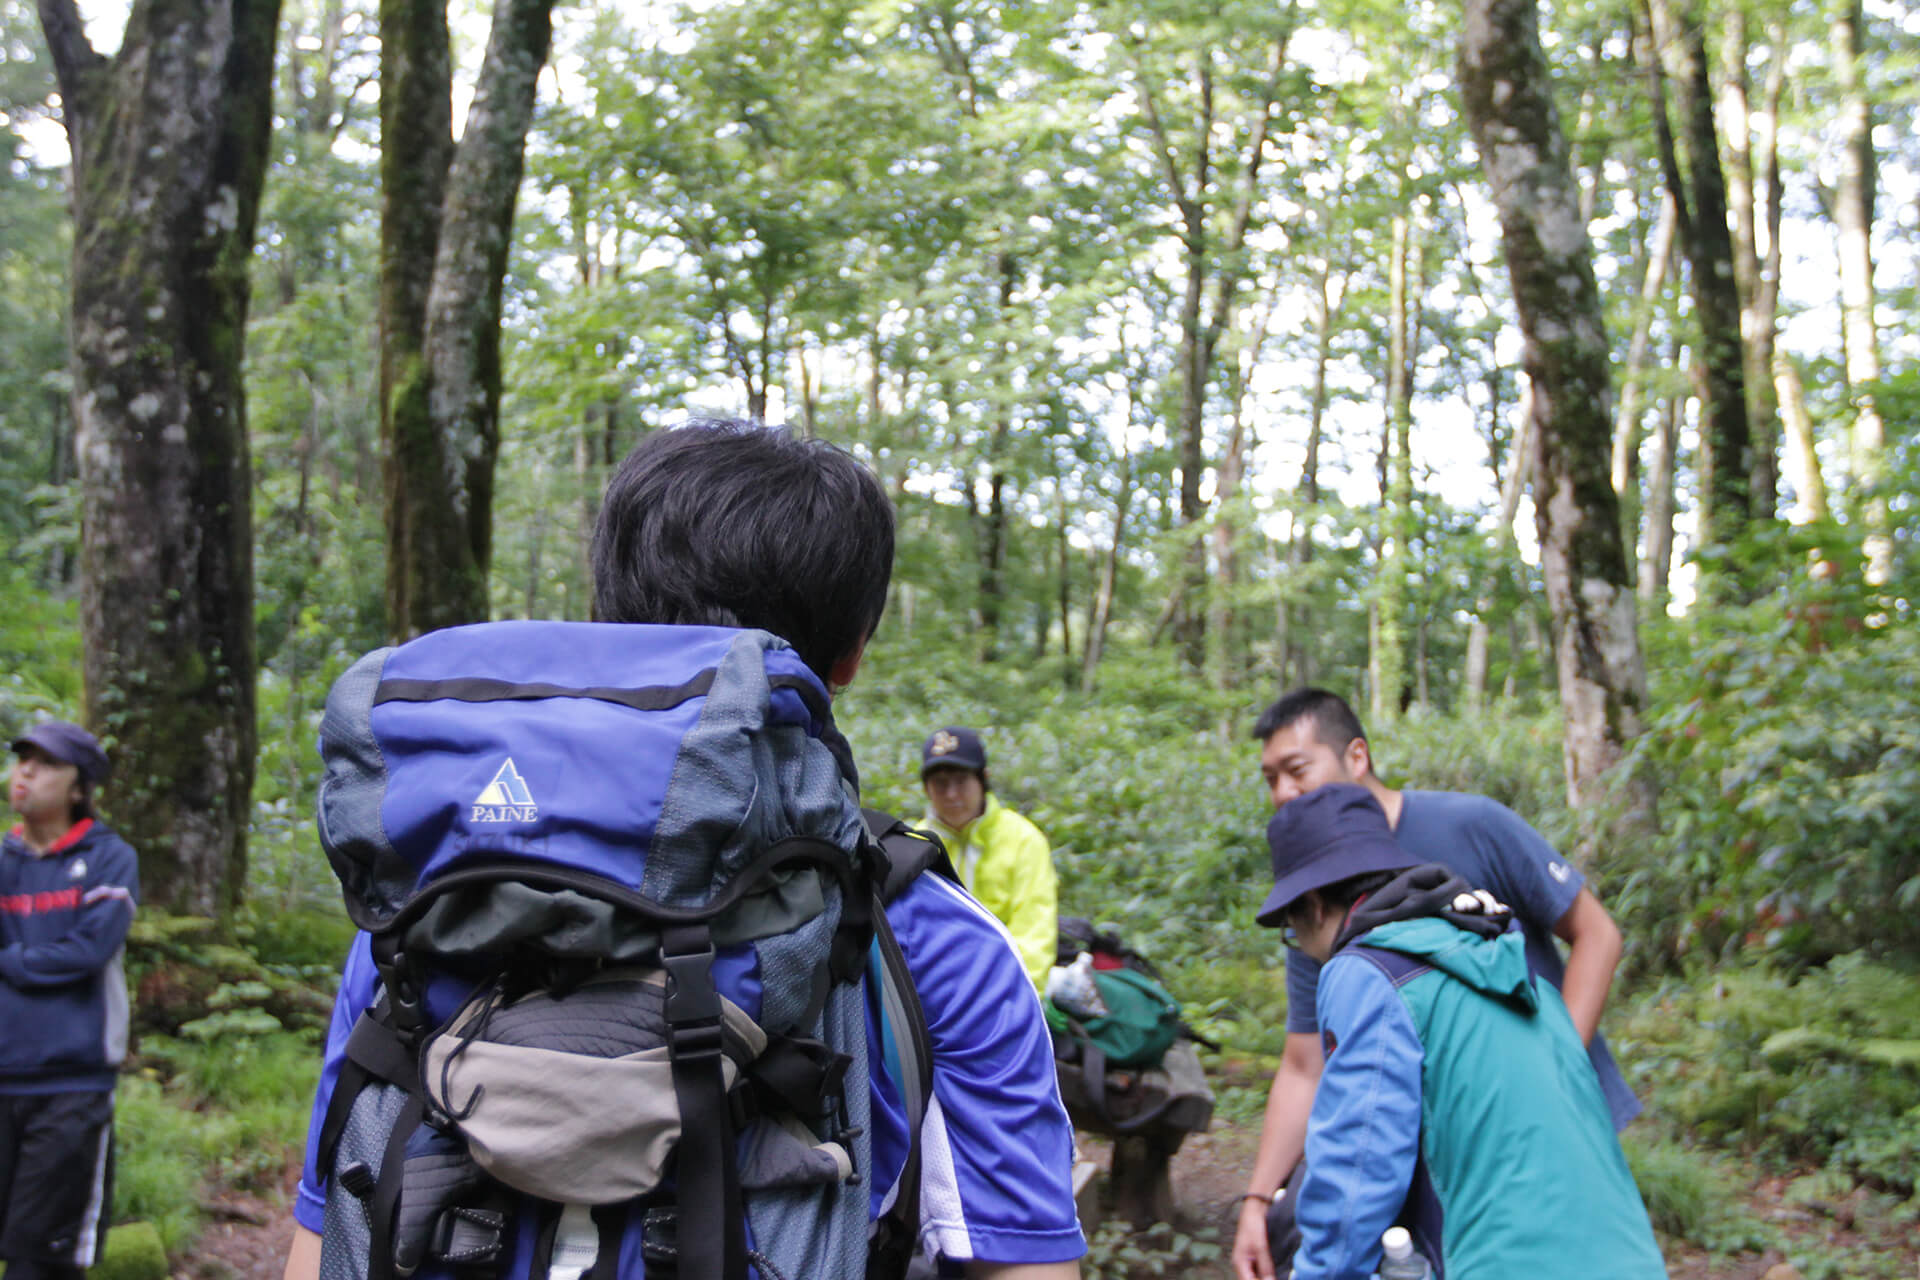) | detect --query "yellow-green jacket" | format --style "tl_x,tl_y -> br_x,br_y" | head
921,794 -> 1057,990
